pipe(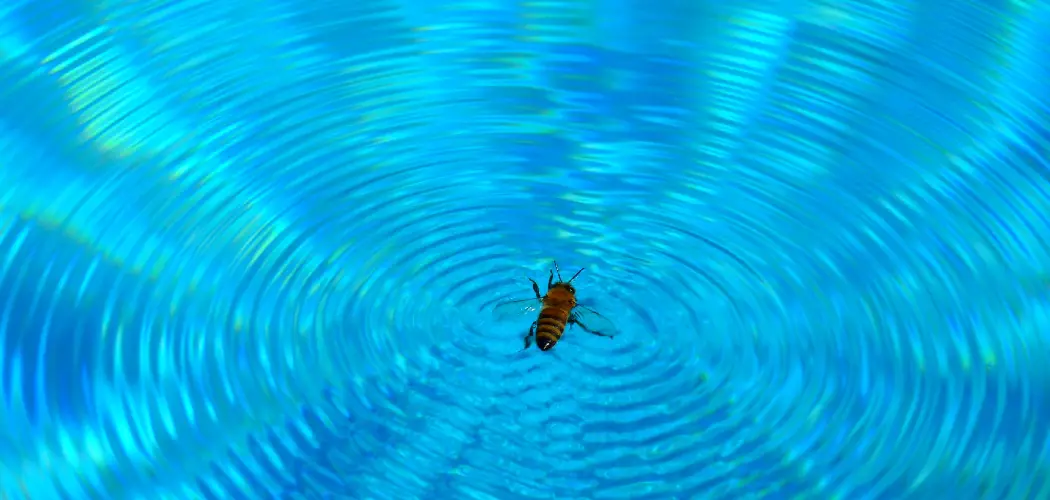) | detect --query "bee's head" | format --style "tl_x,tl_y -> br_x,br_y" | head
551,261 -> 583,295
550,282 -> 576,295
537,336 -> 555,351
